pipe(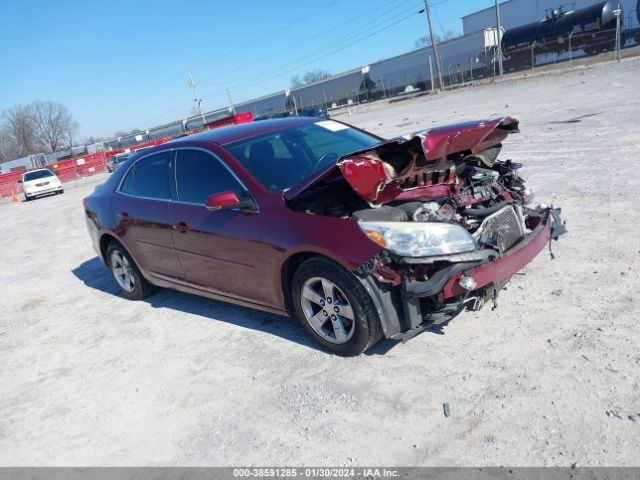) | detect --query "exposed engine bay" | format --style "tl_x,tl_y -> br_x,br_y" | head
288,117 -> 566,335
289,129 -> 538,259
292,150 -> 536,249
